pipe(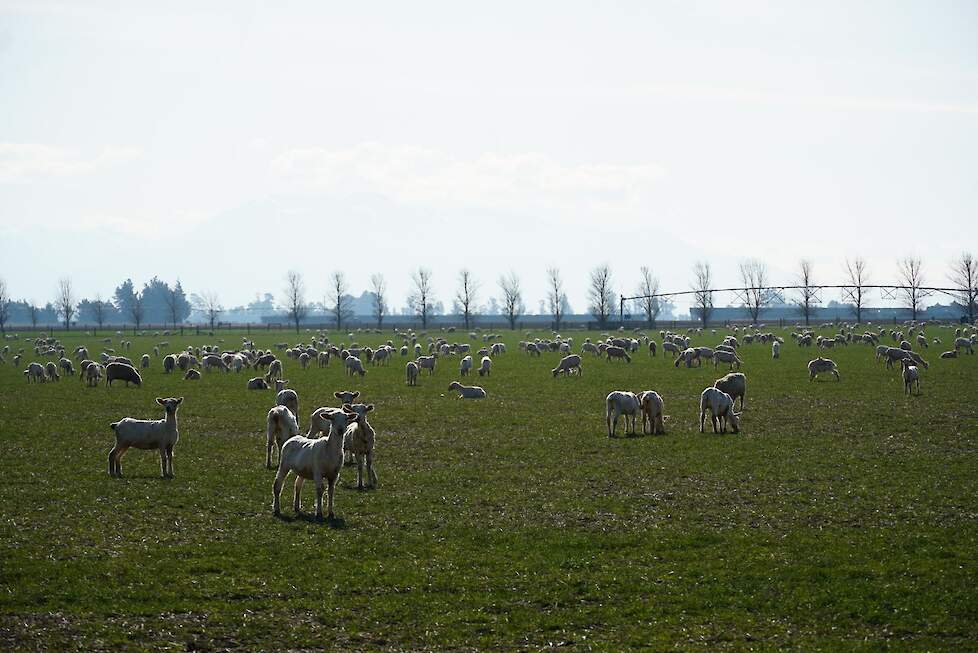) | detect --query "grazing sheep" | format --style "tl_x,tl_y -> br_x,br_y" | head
772,340 -> 780,359
108,397 -> 183,478
272,407 -> 355,520
342,404 -> 378,489
416,355 -> 437,375
59,357 -> 75,376
916,333 -> 928,349
247,377 -> 270,390
254,353 -> 277,369
954,337 -> 974,354
24,362 -> 45,383
448,381 -> 487,399
901,359 -> 920,396
940,350 -> 957,359
647,340 -> 657,357
712,350 -> 743,370
459,355 -> 473,376
85,362 -> 103,387
163,354 -> 176,373
808,357 -> 840,382
265,359 -> 284,382
699,387 -> 740,434
140,354 -> 150,369
406,361 -> 420,385
44,361 -> 60,382
606,391 -> 640,437
345,356 -> 366,377
638,390 -> 665,435
552,354 -> 582,377
662,341 -> 681,359
184,369 -> 201,380
202,354 -> 229,373
713,372 -> 746,411
477,356 -> 492,376
606,346 -> 631,363
275,380 -> 299,425
105,362 -> 142,388
318,351 -> 331,367
674,348 -> 700,368
525,343 -> 541,357
266,405 -> 300,468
